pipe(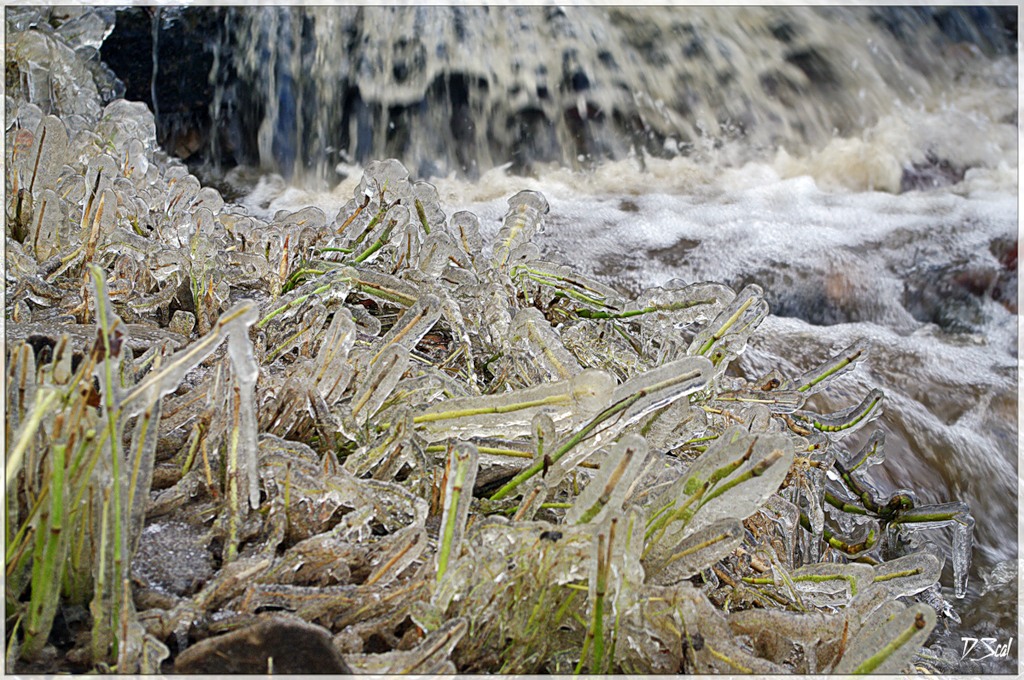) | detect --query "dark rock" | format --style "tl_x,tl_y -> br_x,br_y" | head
101,7 -> 226,164
901,247 -> 1017,332
173,616 -> 352,674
